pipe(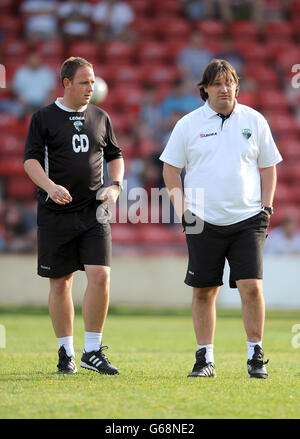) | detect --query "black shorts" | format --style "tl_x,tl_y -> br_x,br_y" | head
37,200 -> 111,278
184,211 -> 269,289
